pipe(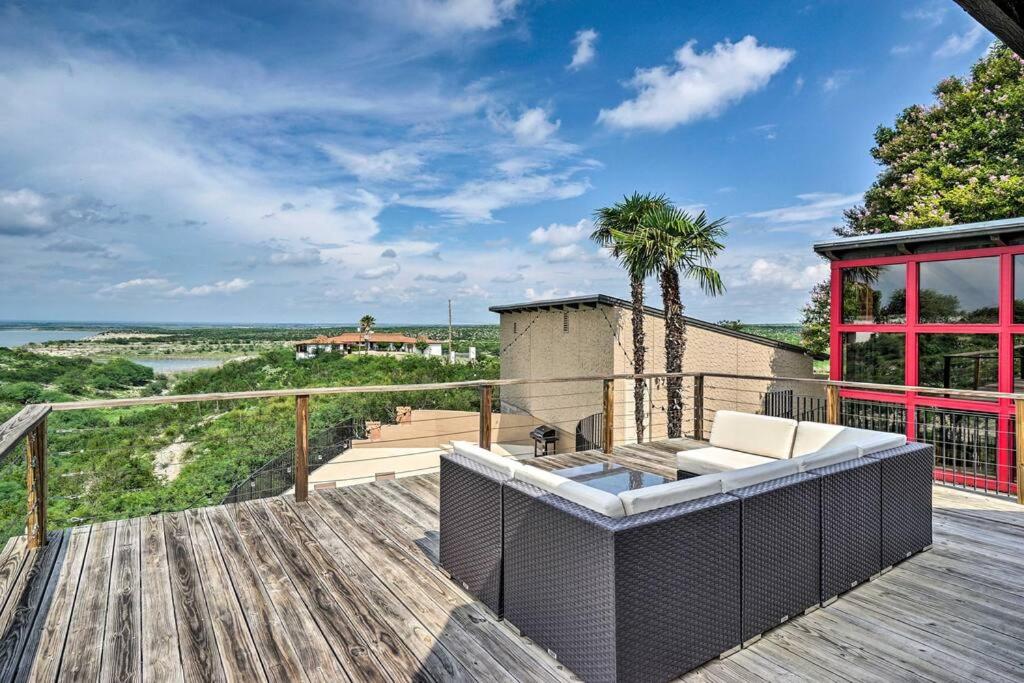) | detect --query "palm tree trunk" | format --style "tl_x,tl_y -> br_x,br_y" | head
661,265 -> 684,438
630,275 -> 646,443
